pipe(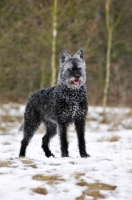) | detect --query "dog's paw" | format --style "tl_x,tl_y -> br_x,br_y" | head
61,153 -> 69,157
19,155 -> 25,158
45,152 -> 55,158
50,153 -> 55,157
81,153 -> 90,158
